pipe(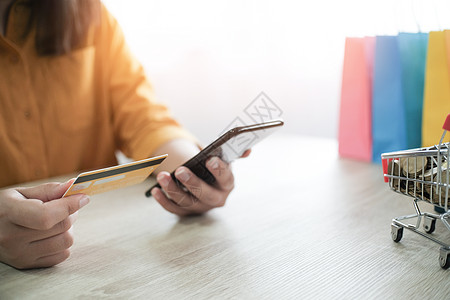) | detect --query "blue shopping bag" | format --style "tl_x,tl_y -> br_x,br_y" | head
397,32 -> 428,149
372,35 -> 407,163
